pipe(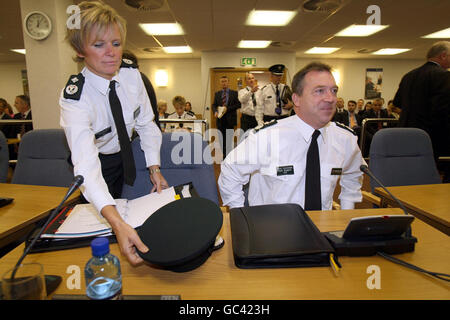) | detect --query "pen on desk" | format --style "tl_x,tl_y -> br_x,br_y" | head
330,253 -> 341,277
